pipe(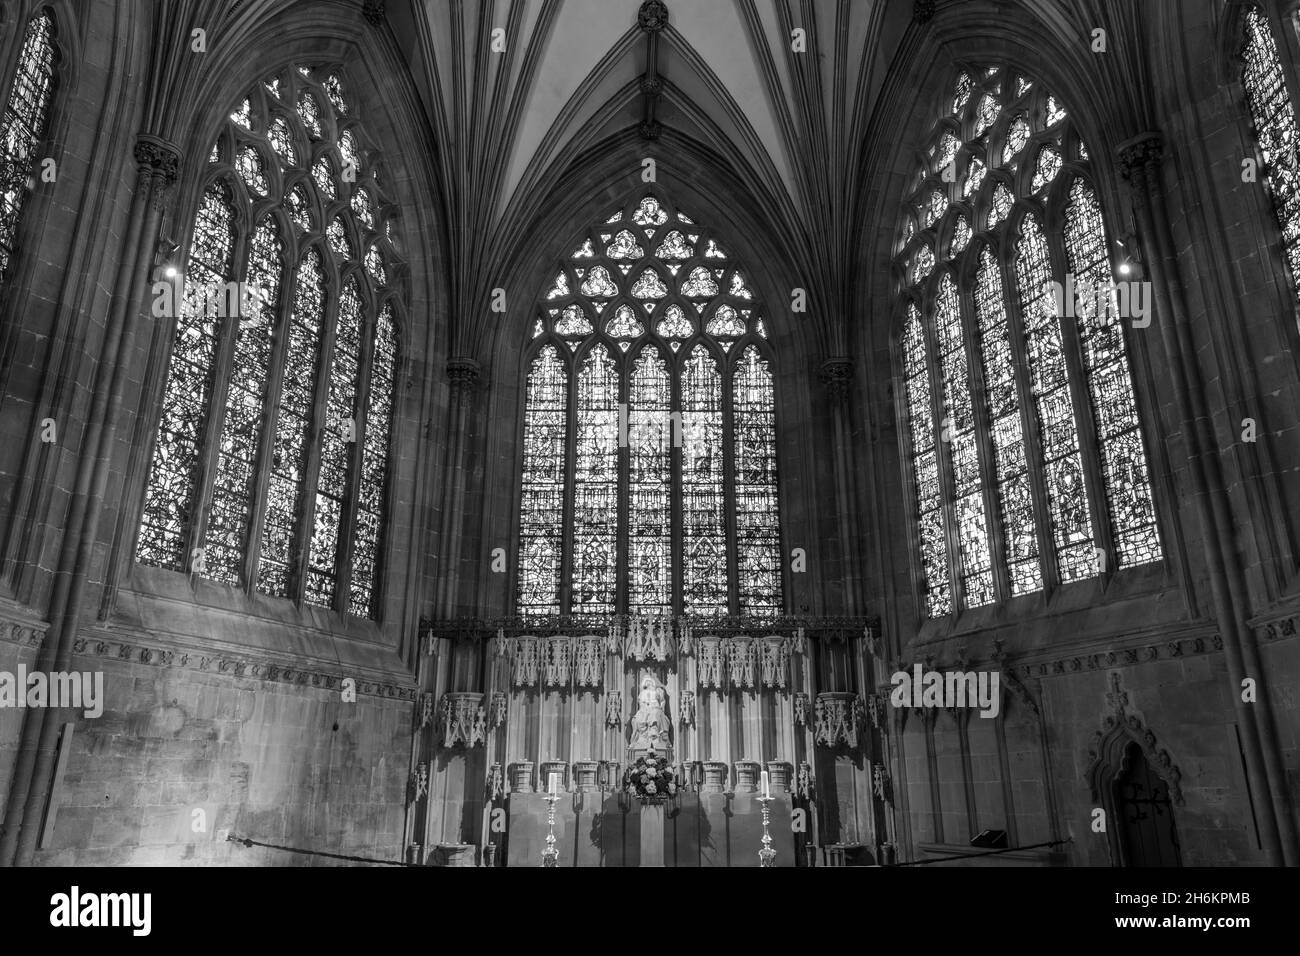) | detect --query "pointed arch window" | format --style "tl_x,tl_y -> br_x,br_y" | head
518,193 -> 783,619
0,9 -> 58,282
1240,4 -> 1300,285
896,65 -> 1161,618
136,65 -> 403,620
